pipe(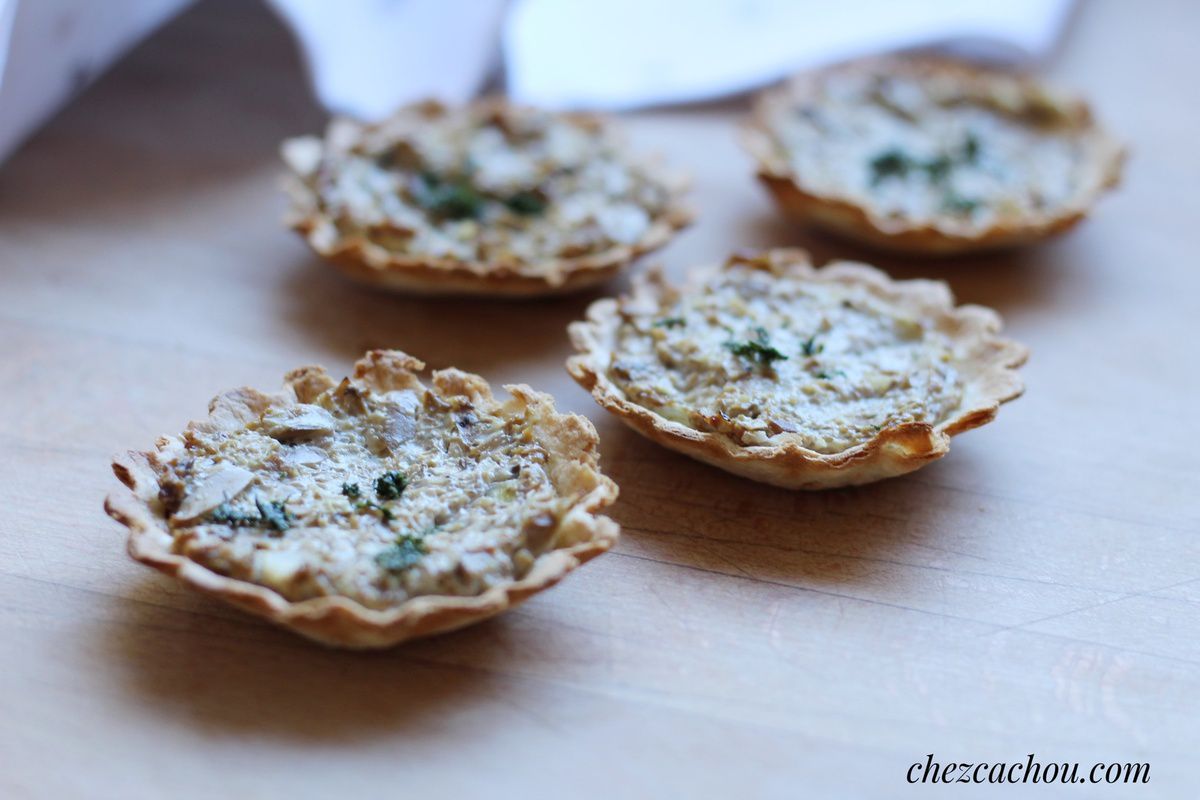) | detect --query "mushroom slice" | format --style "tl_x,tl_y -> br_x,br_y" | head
173,464 -> 255,523
260,404 -> 336,443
